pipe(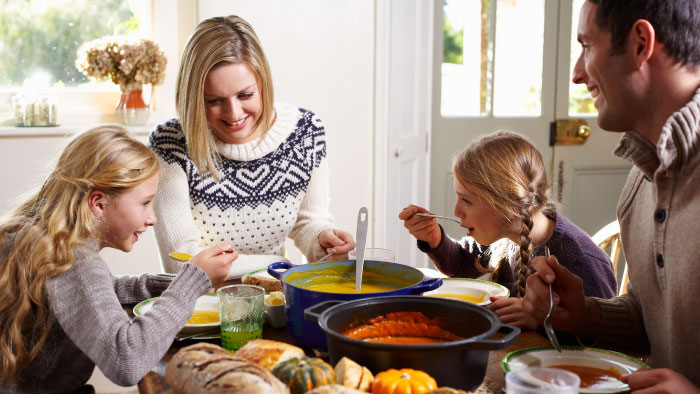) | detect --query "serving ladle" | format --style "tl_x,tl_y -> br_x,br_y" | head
354,207 -> 368,291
